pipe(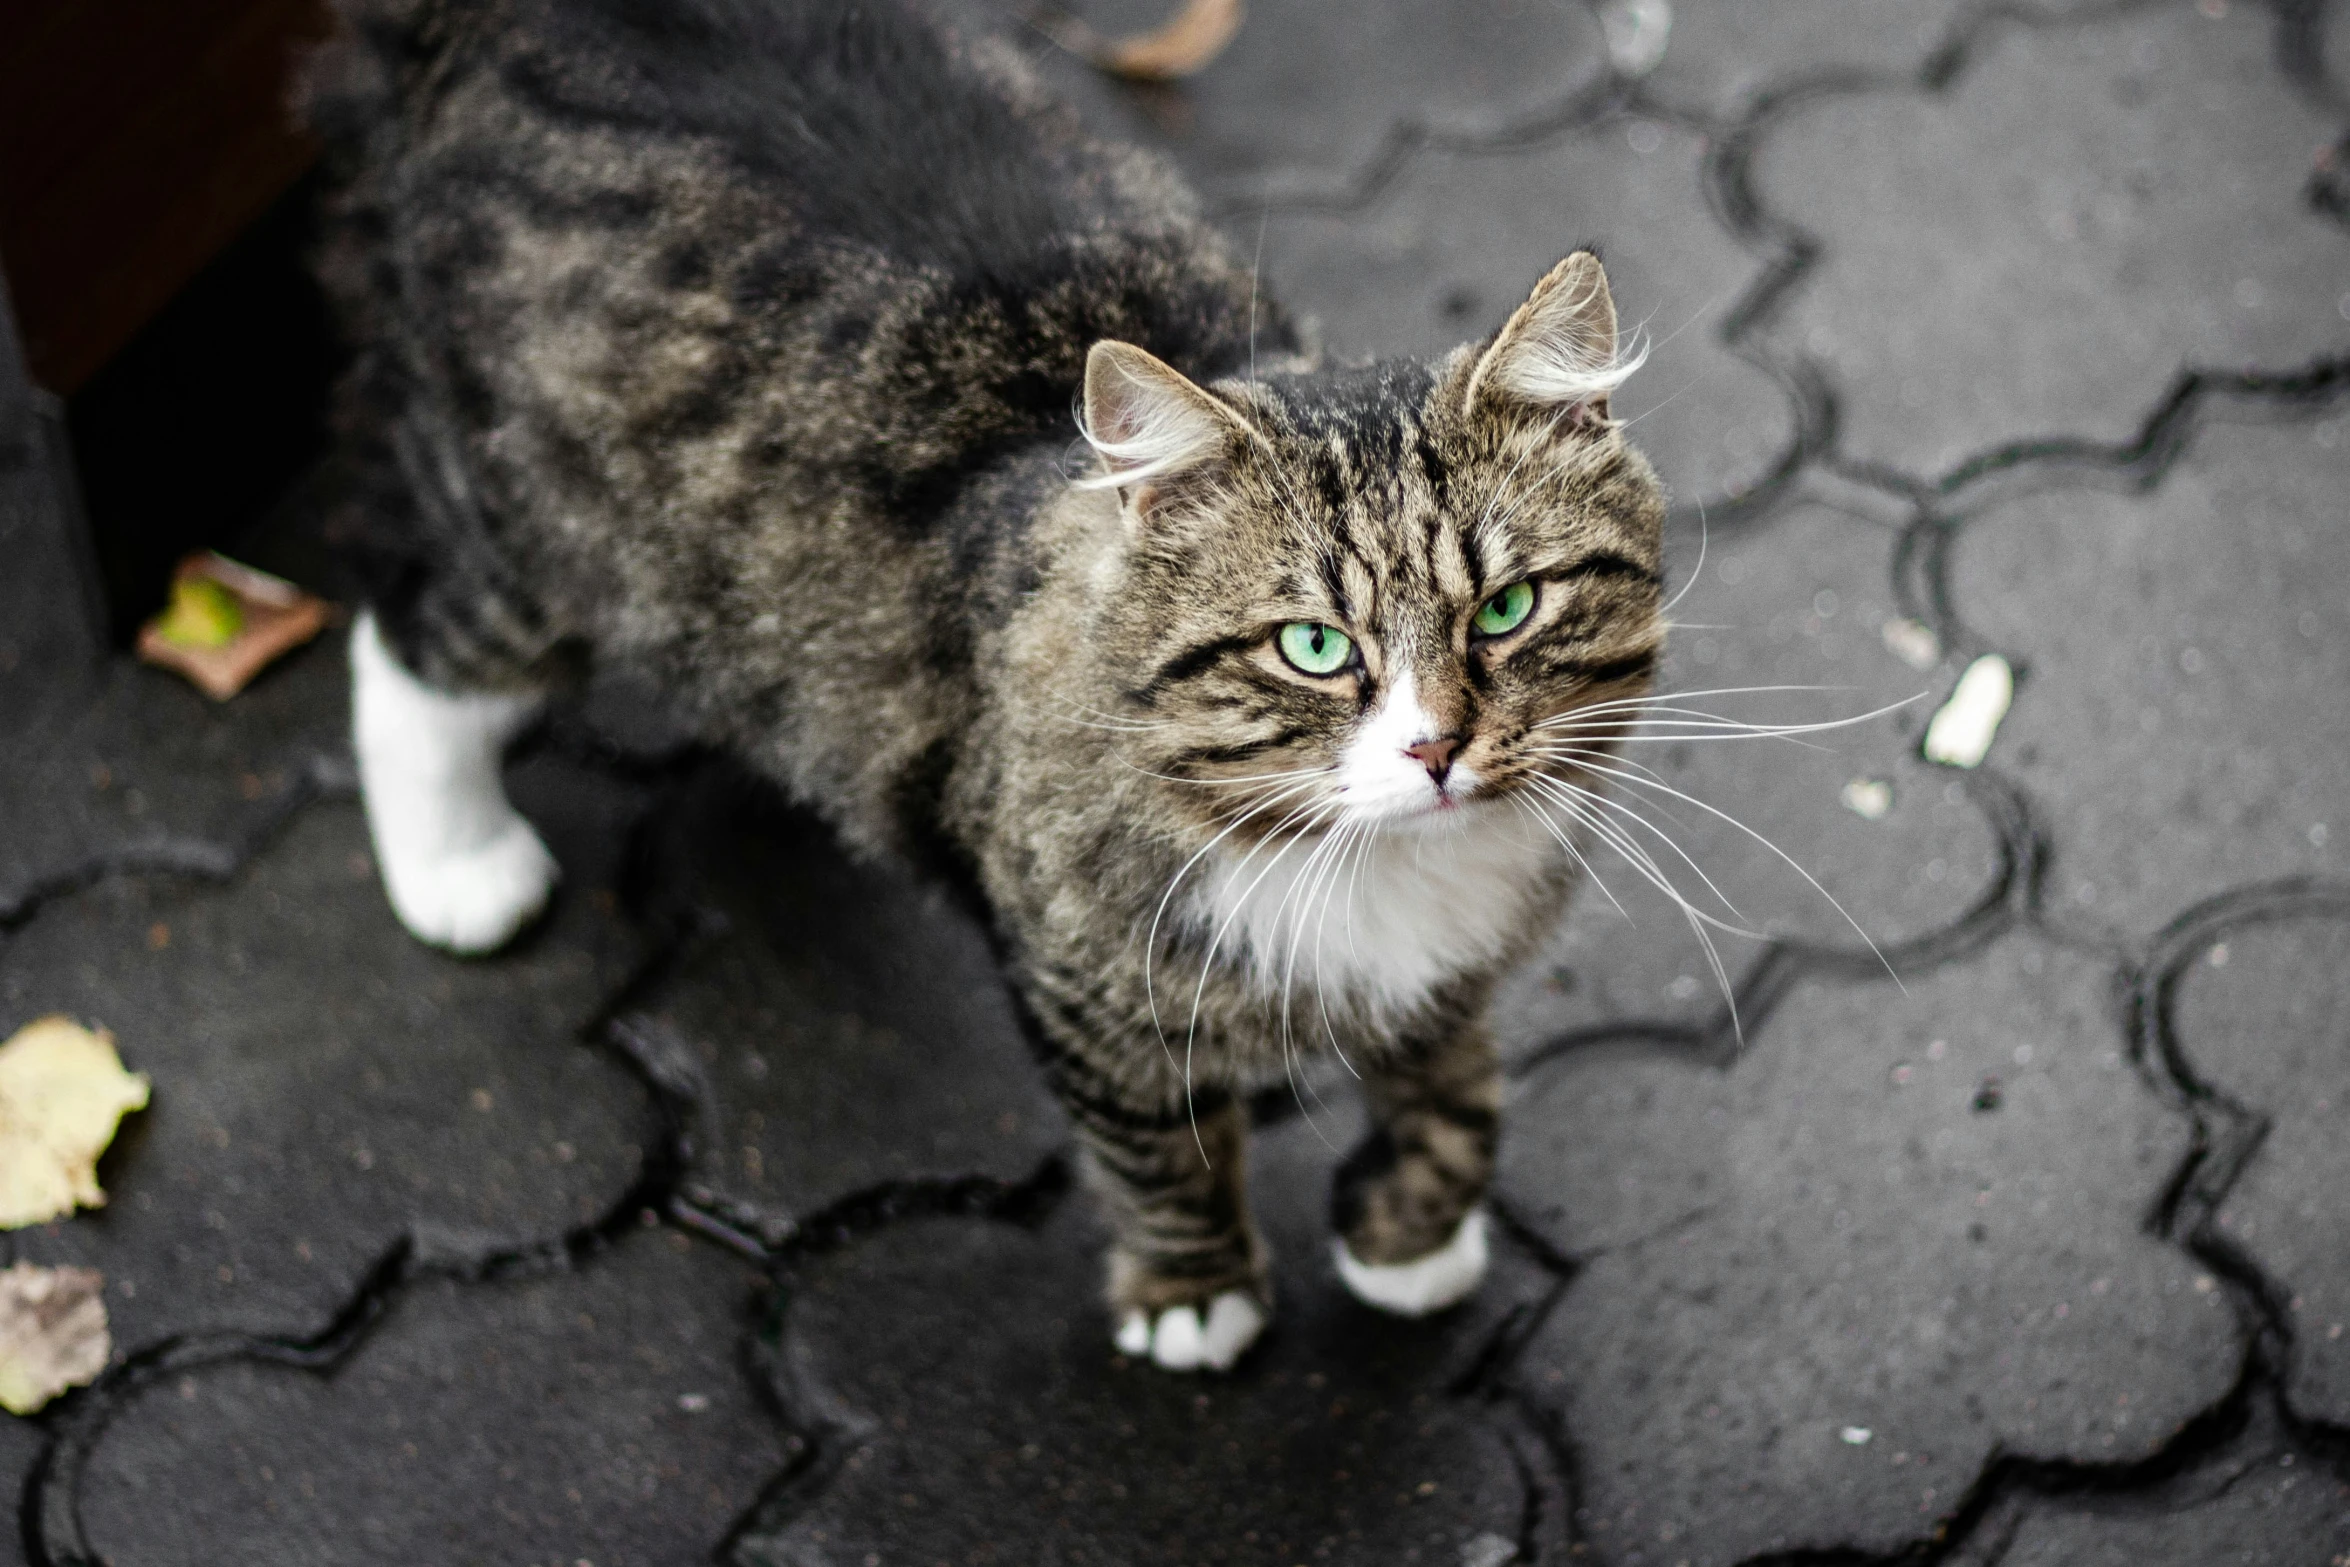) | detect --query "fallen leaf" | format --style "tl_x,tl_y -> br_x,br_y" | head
152,574 -> 245,649
1032,0 -> 1245,81
0,1263 -> 110,1415
136,552 -> 332,701
0,1017 -> 151,1230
